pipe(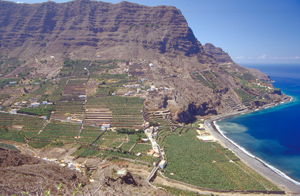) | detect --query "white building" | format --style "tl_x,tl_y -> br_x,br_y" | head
159,160 -> 166,169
